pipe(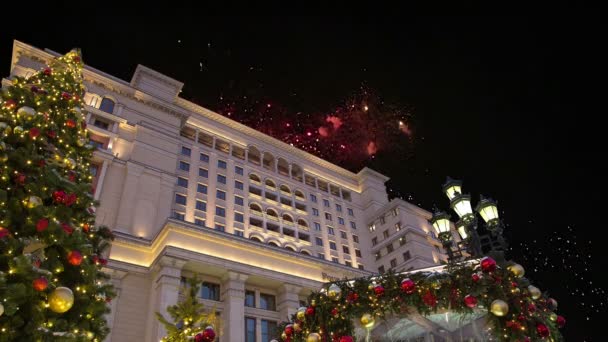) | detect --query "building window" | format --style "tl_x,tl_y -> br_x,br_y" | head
175,194 -> 187,205
259,293 -> 276,311
318,253 -> 325,259
215,224 -> 225,232
261,320 -> 277,342
200,153 -> 209,162
216,190 -> 226,200
235,166 -> 244,175
369,224 -> 376,232
353,235 -> 359,243
355,249 -> 362,257
338,217 -> 345,225
194,218 -> 205,226
177,177 -> 188,188
392,208 -> 399,216
234,230 -> 244,237
342,245 -> 350,254
332,257 -> 339,263
216,206 -> 226,217
345,260 -> 353,267
379,216 -> 386,225
173,211 -> 185,221
400,236 -> 406,246
403,251 -> 411,262
314,222 -> 321,231
390,258 -> 397,268
235,212 -> 244,223
199,168 -> 208,178
347,208 -> 354,216
325,213 -> 332,221
245,290 -> 255,308
329,242 -> 337,250
310,194 -> 317,203
235,196 -> 244,206
340,231 -> 347,239
181,146 -> 191,157
99,97 -> 115,113
218,160 -> 227,169
323,199 -> 330,207
395,222 -> 402,231
328,227 -> 335,235
378,266 -> 385,274
197,183 -> 207,194
235,180 -> 244,190
195,200 -> 206,211
312,208 -> 319,216
375,252 -> 382,260
383,230 -> 389,239
217,174 -> 227,184
358,264 -> 365,270
350,221 -> 357,229
179,161 -> 190,172
200,282 -> 220,301
372,237 -> 377,246
245,317 -> 256,342
93,118 -> 110,130
336,204 -> 342,212
387,243 -> 394,253
315,237 -> 323,246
